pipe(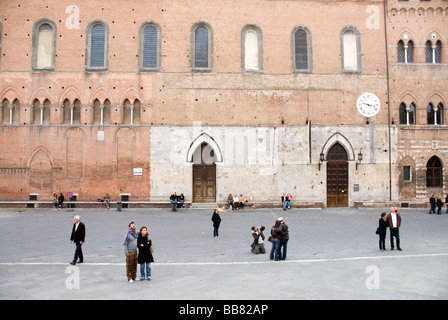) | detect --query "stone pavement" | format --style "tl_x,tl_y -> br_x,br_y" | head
0,207 -> 447,301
